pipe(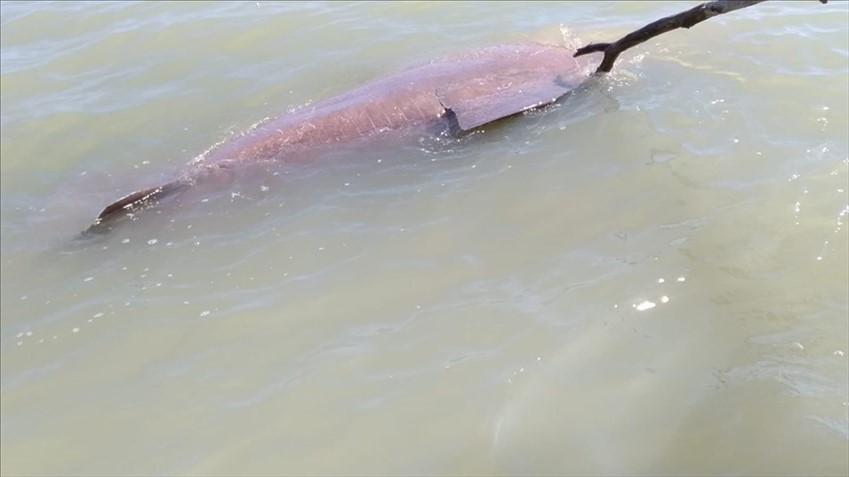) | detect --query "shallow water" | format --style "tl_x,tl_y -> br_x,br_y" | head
1,1 -> 847,475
